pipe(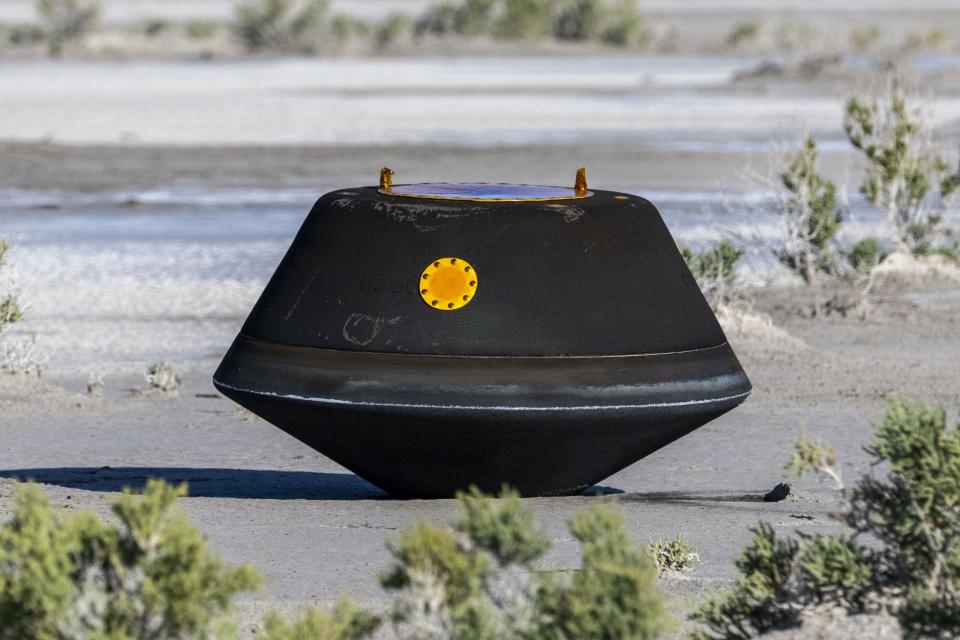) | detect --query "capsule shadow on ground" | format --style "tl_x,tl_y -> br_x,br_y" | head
0,467 -> 387,500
